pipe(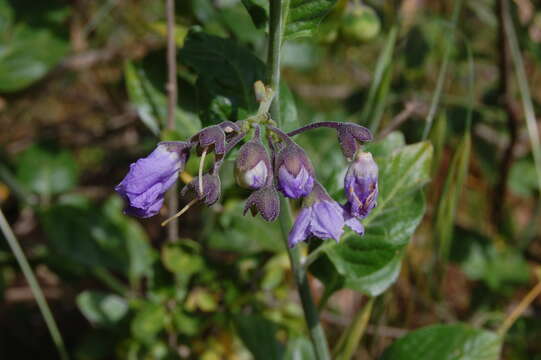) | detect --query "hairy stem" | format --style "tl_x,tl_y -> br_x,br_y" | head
278,199 -> 331,360
165,0 -> 179,242
287,121 -> 343,137
0,209 -> 69,360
